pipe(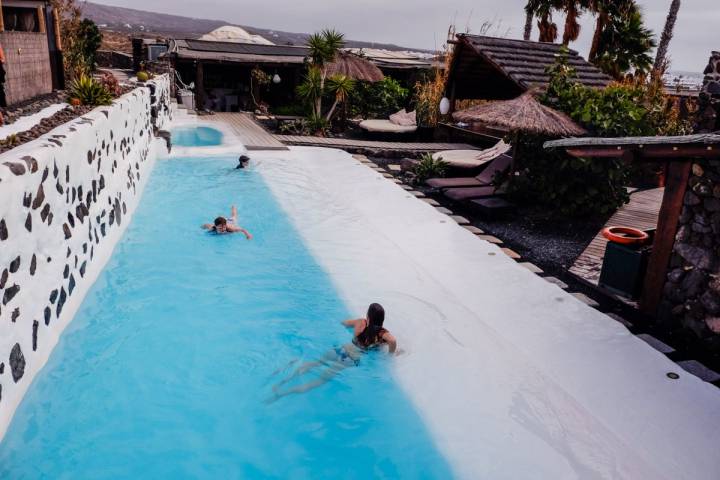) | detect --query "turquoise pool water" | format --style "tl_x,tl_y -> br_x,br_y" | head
0,155 -> 452,479
172,126 -> 223,147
